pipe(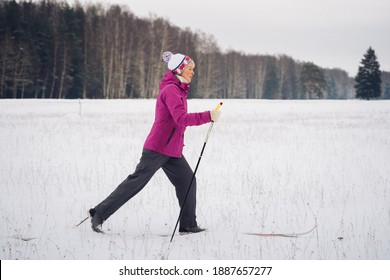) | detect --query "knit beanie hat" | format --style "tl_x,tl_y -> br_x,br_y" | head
162,51 -> 192,75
